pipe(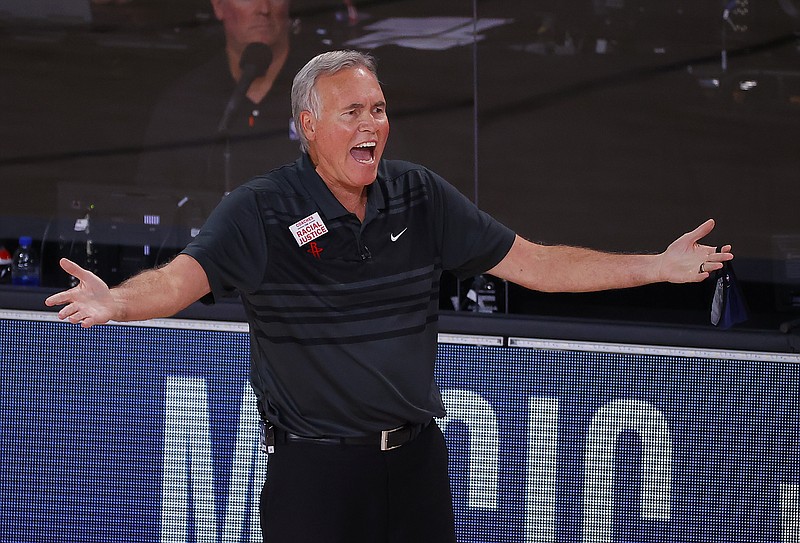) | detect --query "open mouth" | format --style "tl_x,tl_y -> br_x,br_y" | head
350,142 -> 376,164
